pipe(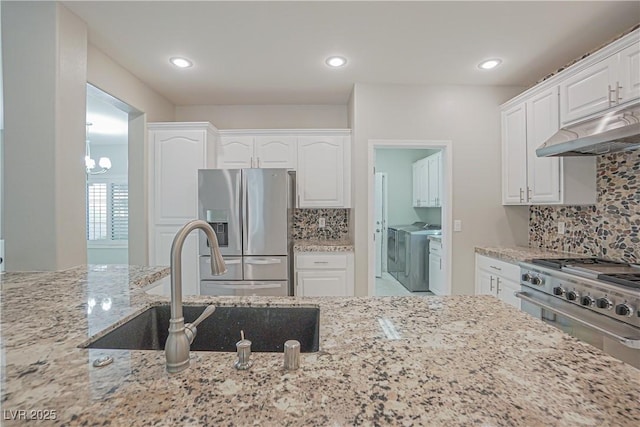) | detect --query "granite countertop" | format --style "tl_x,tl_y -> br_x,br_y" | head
293,239 -> 354,252
475,246 -> 587,264
1,265 -> 639,426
